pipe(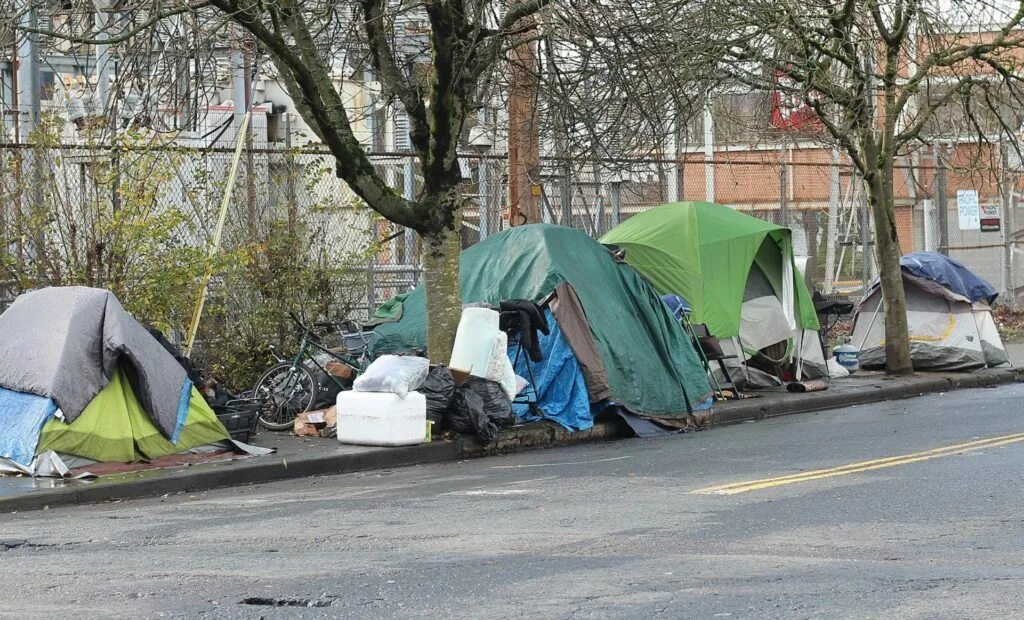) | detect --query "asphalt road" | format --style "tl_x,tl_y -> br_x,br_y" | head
3,384 -> 1024,619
